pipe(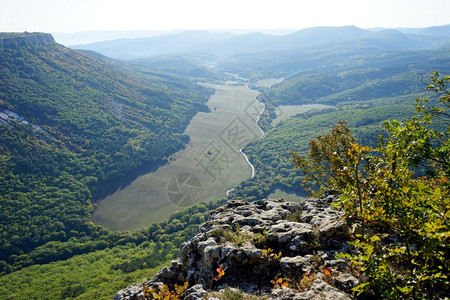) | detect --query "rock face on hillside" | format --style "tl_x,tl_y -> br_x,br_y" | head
0,32 -> 55,47
115,193 -> 357,299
